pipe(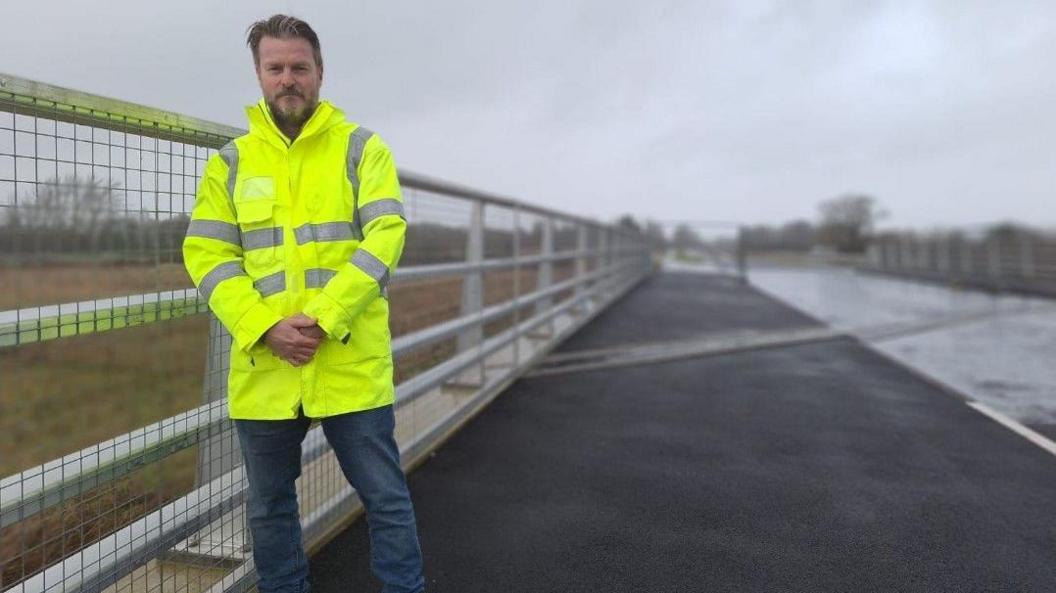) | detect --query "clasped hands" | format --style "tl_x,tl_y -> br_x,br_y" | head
263,313 -> 328,367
